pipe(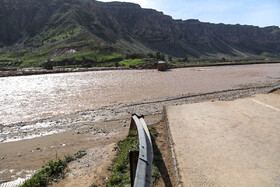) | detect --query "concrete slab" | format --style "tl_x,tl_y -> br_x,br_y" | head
166,92 -> 280,186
